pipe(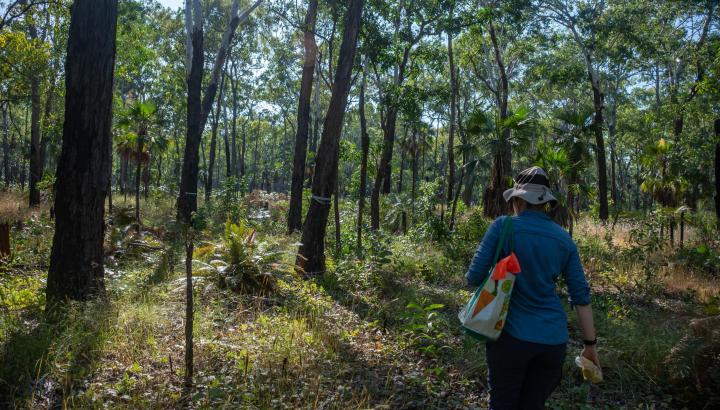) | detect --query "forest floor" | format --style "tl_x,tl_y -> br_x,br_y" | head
1,193 -> 719,409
